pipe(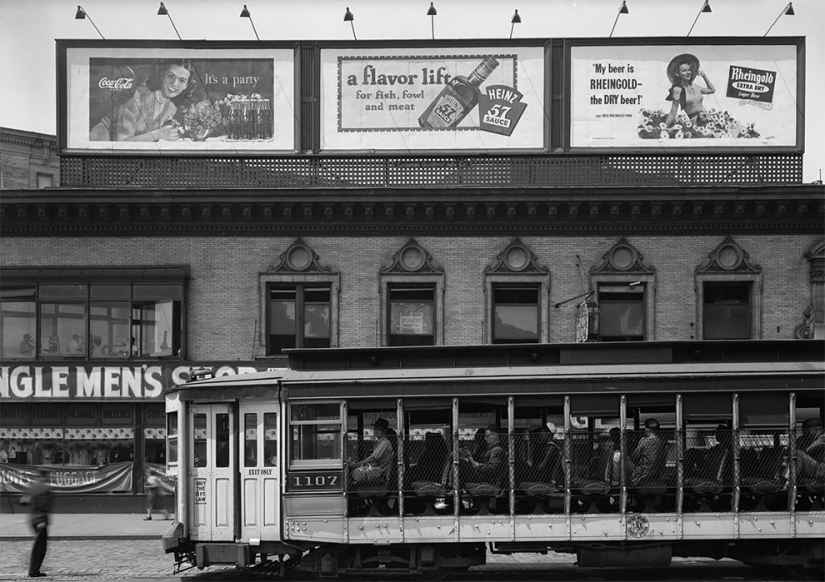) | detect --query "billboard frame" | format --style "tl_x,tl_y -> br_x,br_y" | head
56,39 -> 303,157
563,36 -> 805,154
